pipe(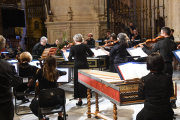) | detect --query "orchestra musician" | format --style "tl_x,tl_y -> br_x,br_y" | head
62,34 -> 95,106
84,33 -> 95,48
131,29 -> 141,47
99,33 -> 128,73
139,27 -> 180,108
137,53 -> 174,120
139,27 -> 180,77
16,52 -> 39,103
170,29 -> 174,41
126,22 -> 136,39
0,35 -> 22,120
28,55 -> 67,120
32,36 -> 59,58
